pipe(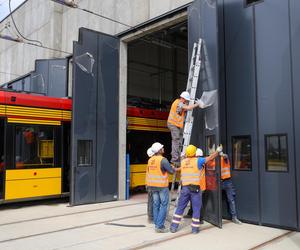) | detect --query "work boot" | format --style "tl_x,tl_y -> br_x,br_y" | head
155,227 -> 169,233
232,216 -> 242,225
